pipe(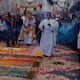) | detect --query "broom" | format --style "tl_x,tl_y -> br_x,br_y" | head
32,30 -> 41,42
